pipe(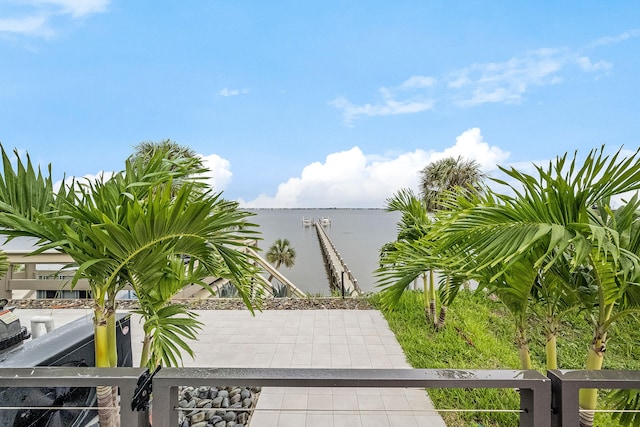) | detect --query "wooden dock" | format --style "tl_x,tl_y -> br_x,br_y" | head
313,221 -> 360,296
